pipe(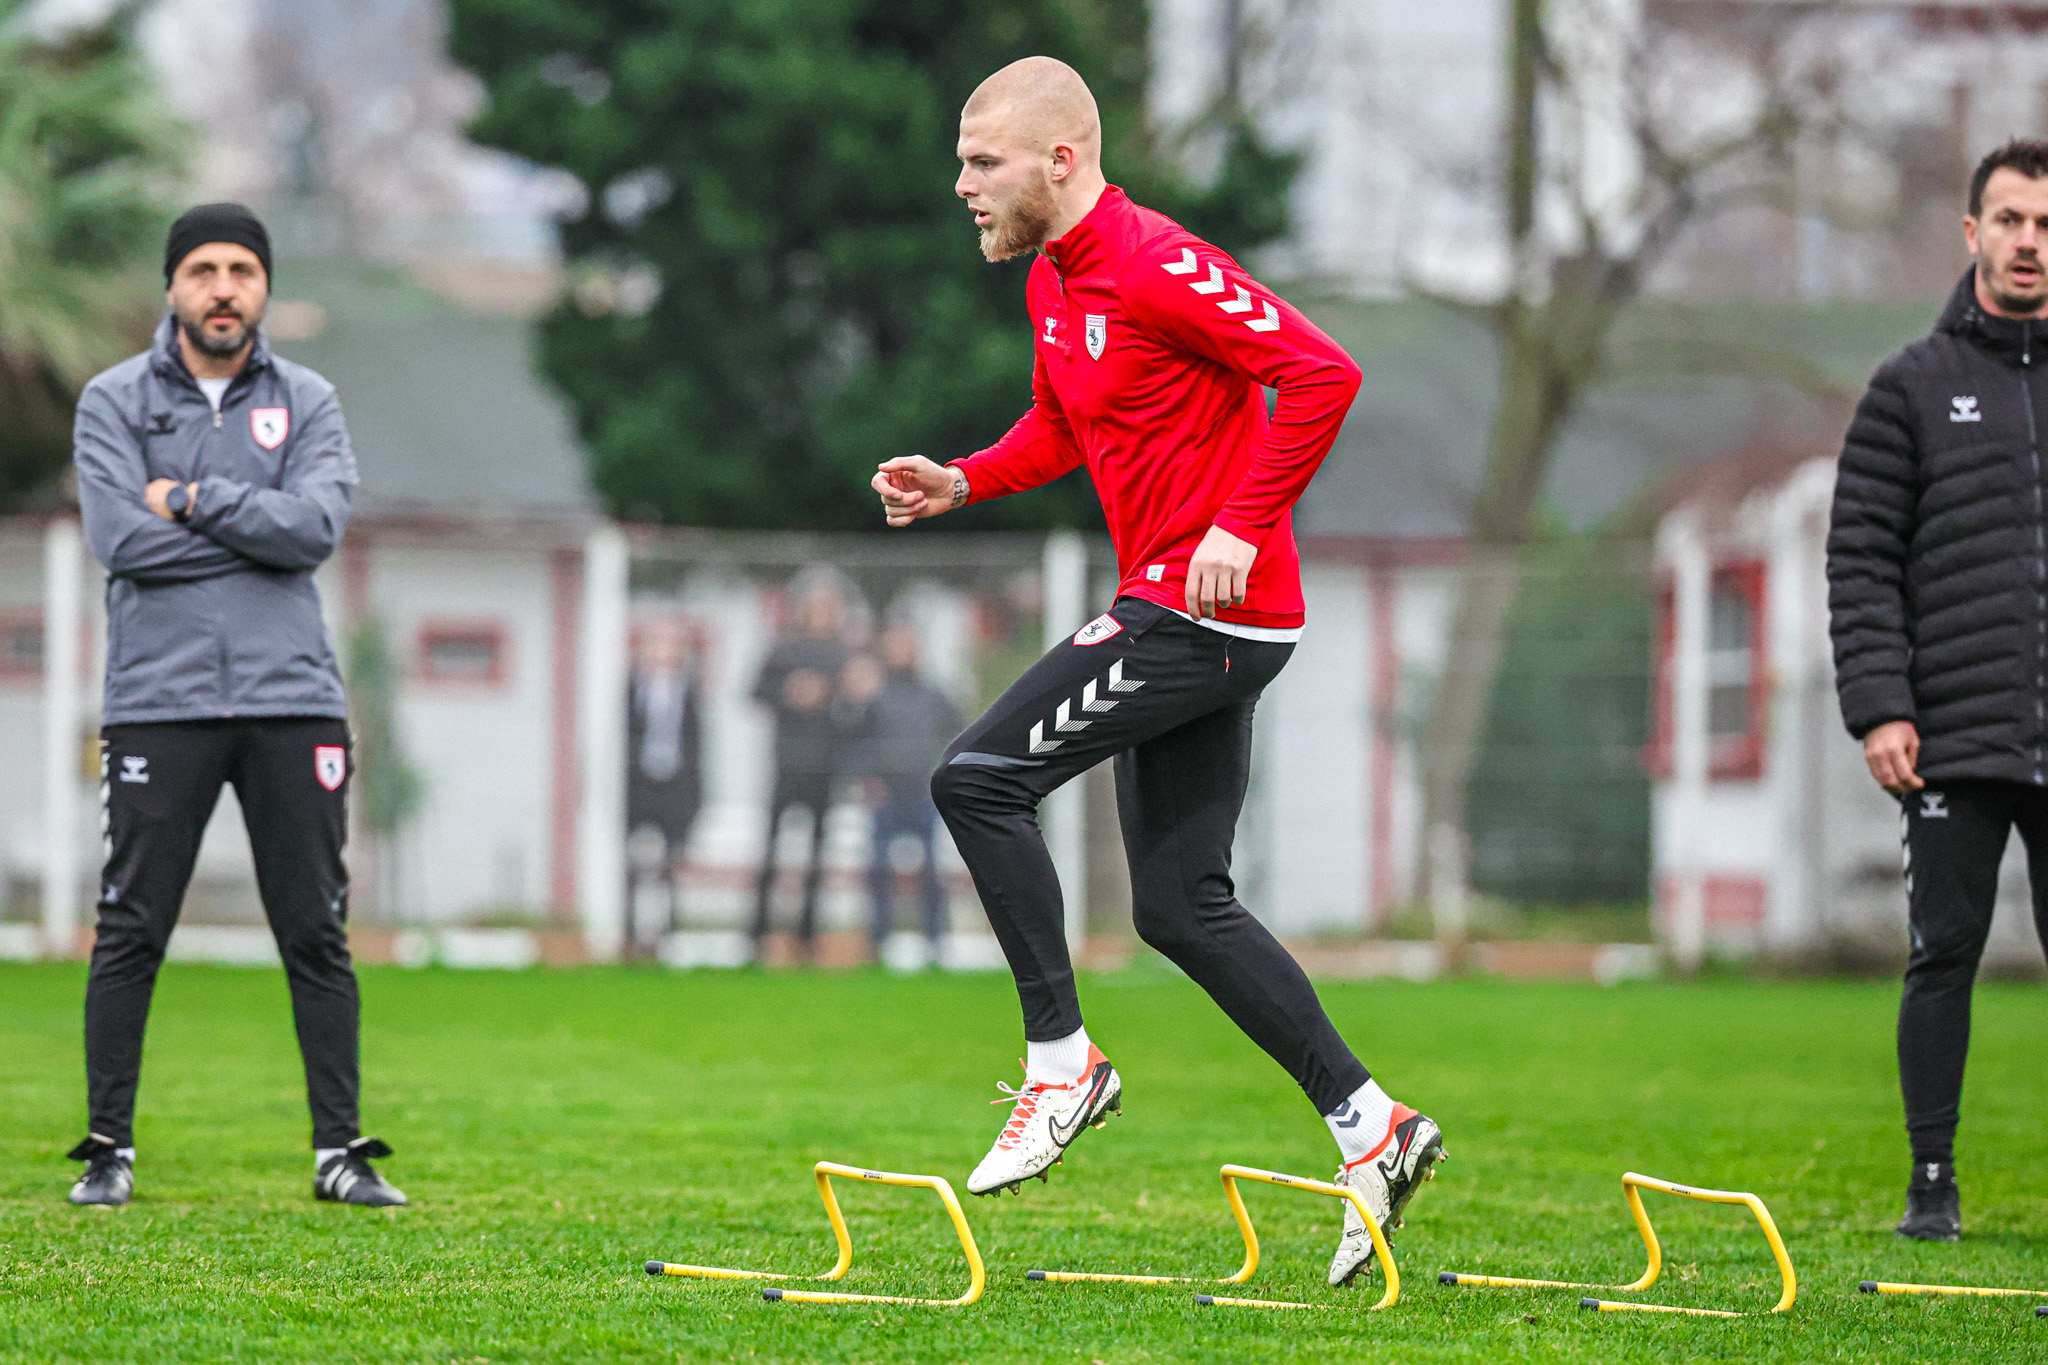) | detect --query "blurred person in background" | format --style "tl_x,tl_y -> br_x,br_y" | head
874,58 -> 1438,1292
749,578 -> 853,962
1829,139 -> 2048,1243
625,616 -> 704,959
64,204 -> 403,1208
842,626 -> 963,966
